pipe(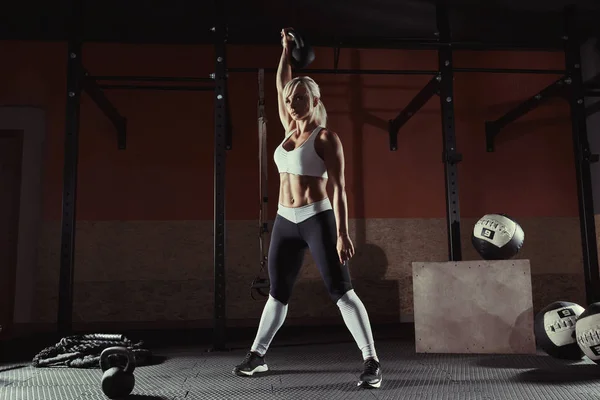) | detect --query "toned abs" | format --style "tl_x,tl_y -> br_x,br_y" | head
279,174 -> 327,207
